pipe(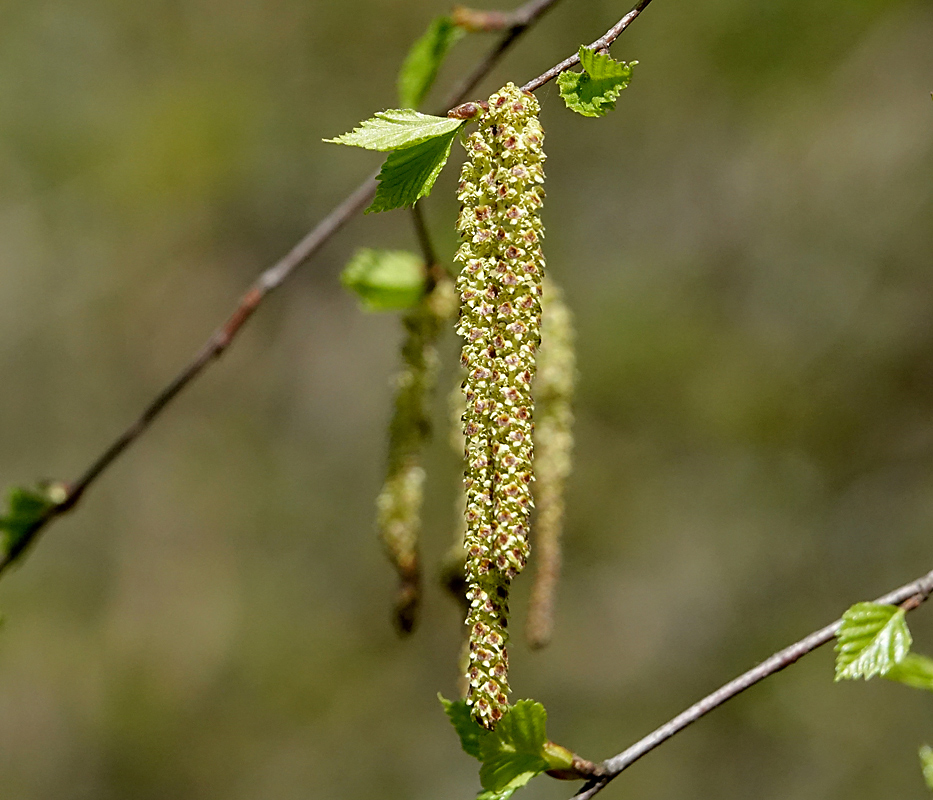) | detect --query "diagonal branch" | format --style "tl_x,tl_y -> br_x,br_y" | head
570,567 -> 933,800
0,0 -> 656,576
523,0 -> 653,92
